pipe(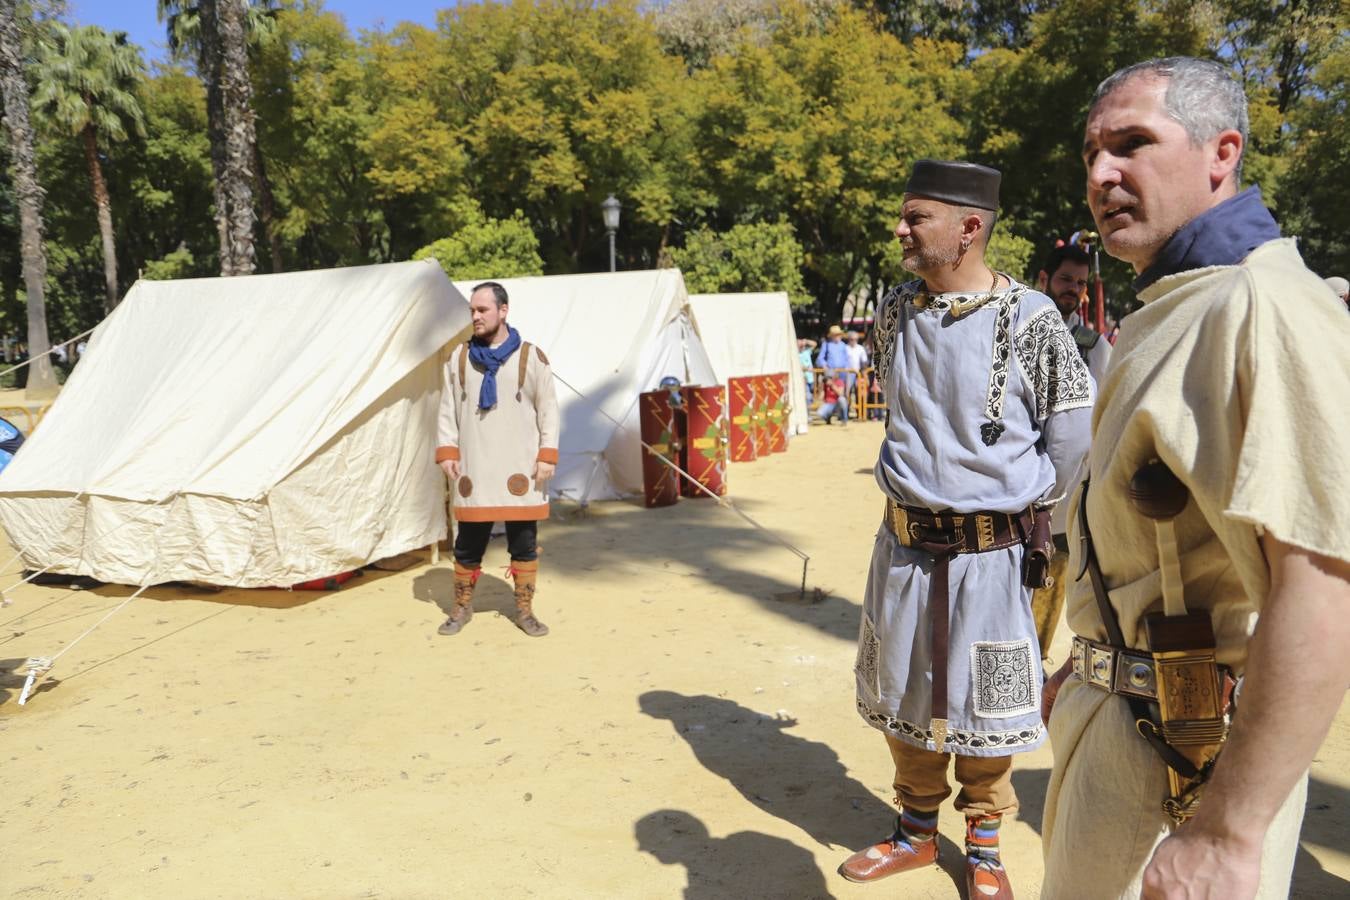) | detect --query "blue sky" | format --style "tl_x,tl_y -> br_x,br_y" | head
65,1 -> 449,62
